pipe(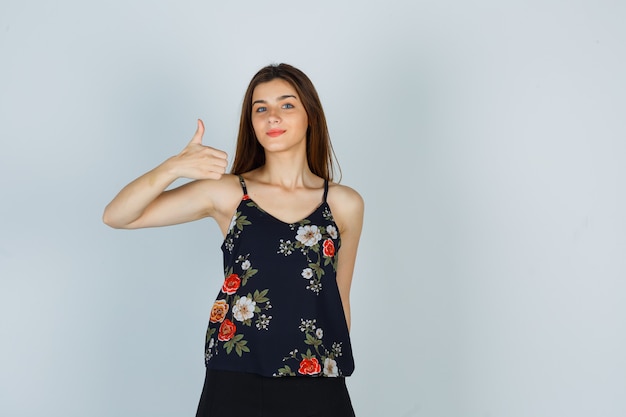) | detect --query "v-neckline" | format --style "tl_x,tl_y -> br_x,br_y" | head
243,196 -> 327,226
237,175 -> 329,226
